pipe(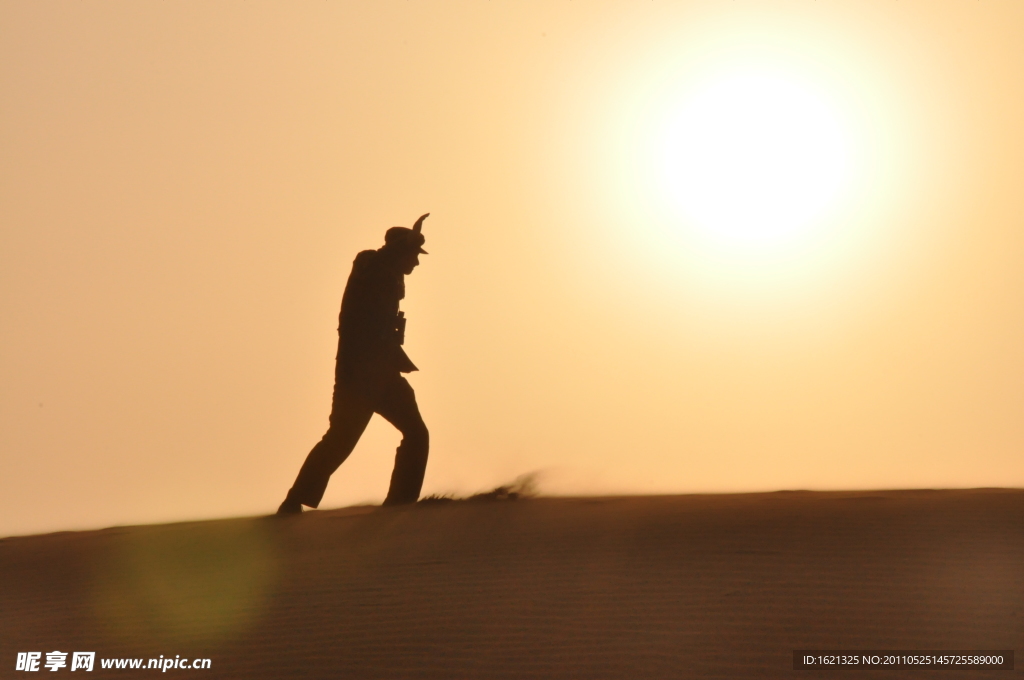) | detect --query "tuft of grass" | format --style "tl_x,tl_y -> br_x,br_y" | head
417,472 -> 540,505
418,494 -> 456,505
